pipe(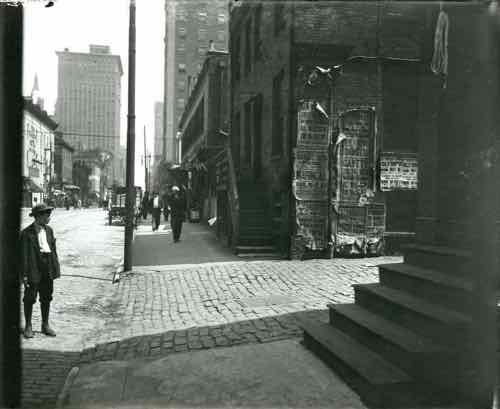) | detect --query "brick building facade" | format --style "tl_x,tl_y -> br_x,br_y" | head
179,50 -> 229,224
163,0 -> 229,163
230,1 -> 424,258
53,131 -> 74,189
300,3 -> 500,407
